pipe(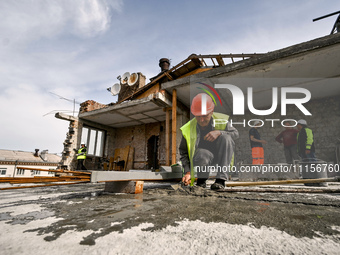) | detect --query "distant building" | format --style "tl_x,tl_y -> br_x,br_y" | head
0,149 -> 61,178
